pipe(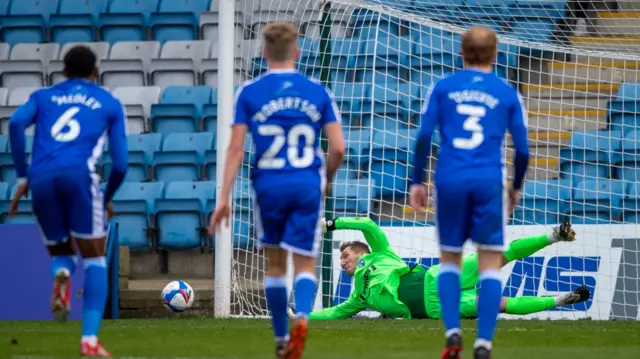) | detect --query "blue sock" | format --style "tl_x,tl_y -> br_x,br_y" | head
475,269 -> 503,350
294,272 -> 317,319
437,263 -> 462,337
51,255 -> 77,278
82,257 -> 108,342
264,276 -> 288,343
